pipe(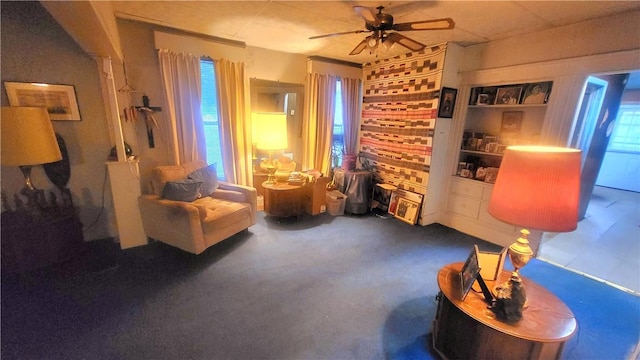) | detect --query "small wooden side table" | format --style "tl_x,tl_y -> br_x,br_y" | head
433,262 -> 577,360
262,182 -> 303,217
